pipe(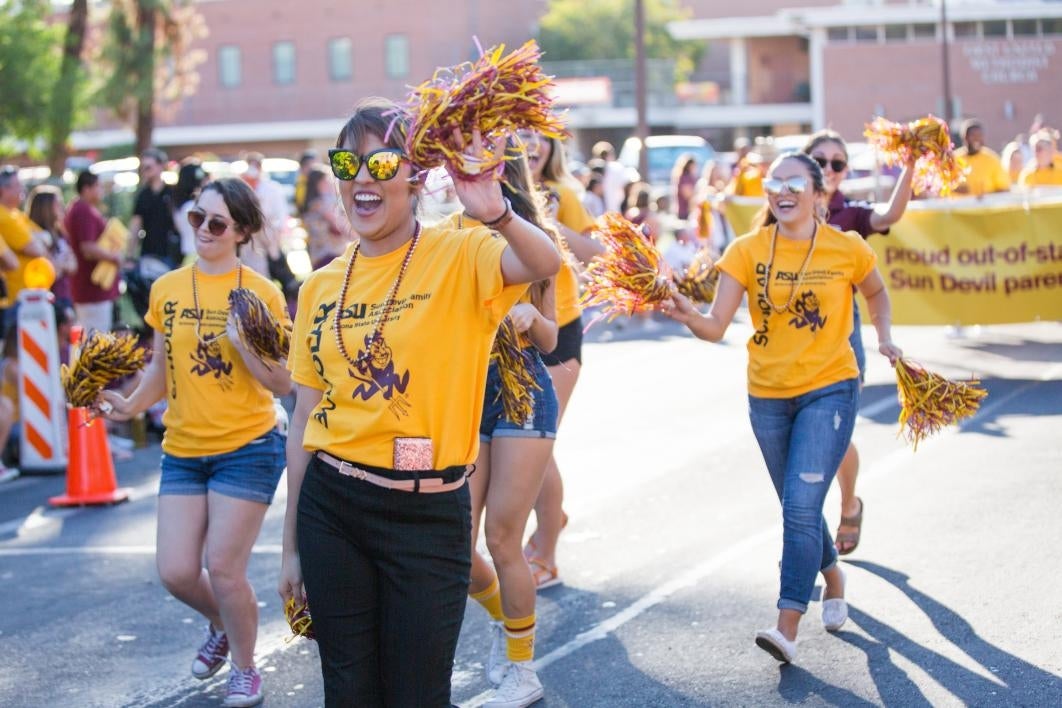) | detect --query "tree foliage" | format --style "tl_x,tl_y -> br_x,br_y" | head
96,0 -> 207,154
0,1 -> 62,155
536,0 -> 703,79
47,0 -> 90,174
